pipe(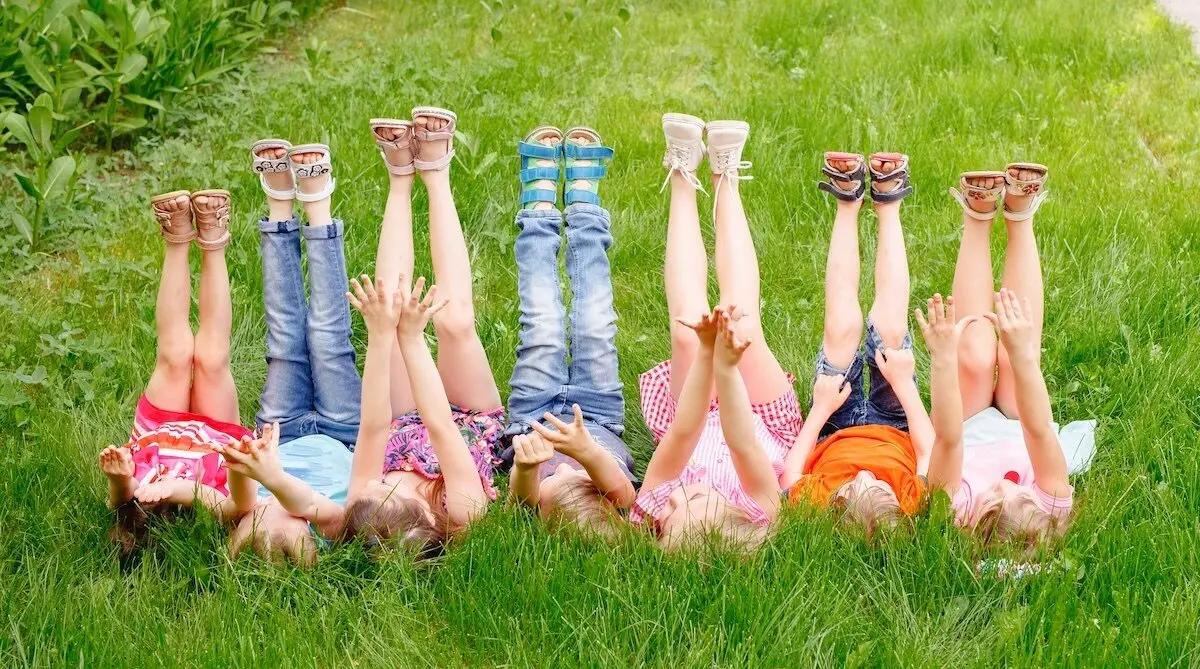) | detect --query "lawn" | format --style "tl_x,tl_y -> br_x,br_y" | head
3,0 -> 1200,665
